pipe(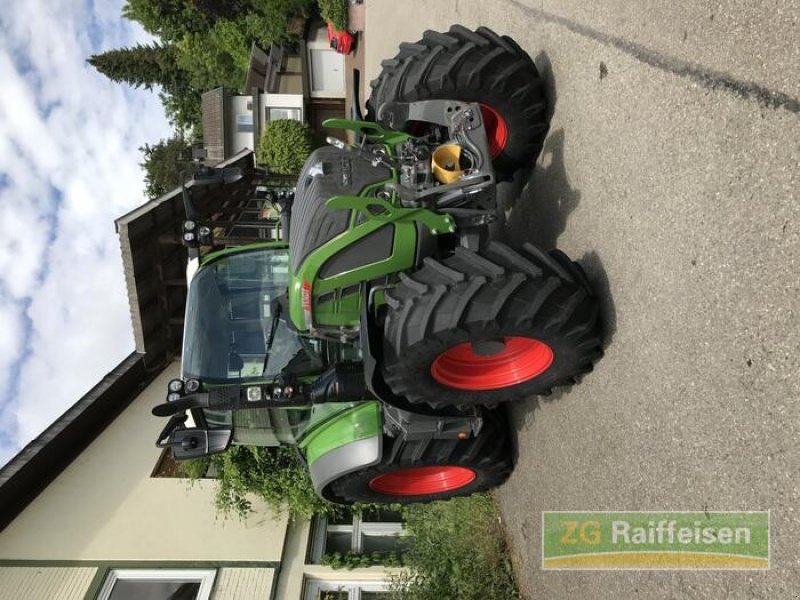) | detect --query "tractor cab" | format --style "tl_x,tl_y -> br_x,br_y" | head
182,246 -> 323,385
